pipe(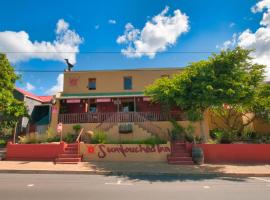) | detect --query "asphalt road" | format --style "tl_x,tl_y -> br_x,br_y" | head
0,173 -> 270,200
